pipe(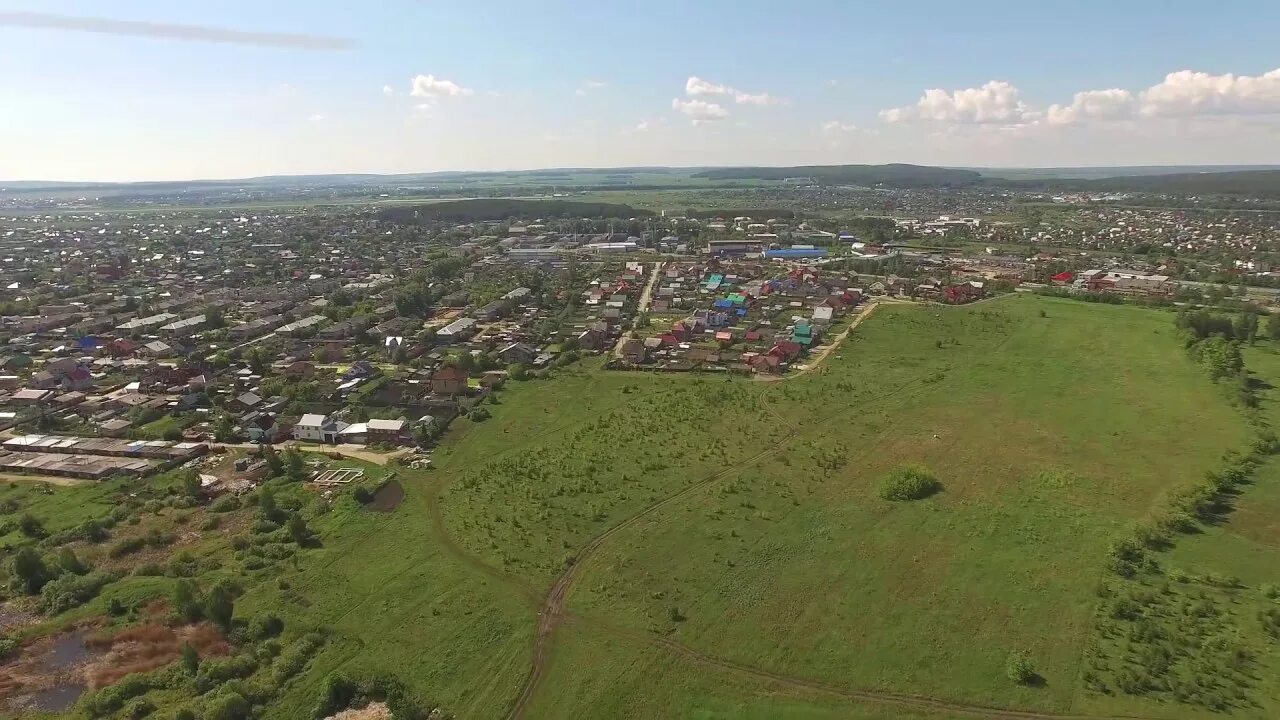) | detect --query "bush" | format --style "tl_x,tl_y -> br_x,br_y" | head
878,466 -> 942,501
211,495 -> 242,513
108,537 -> 147,558
195,654 -> 258,693
1006,650 -> 1037,684
38,572 -> 116,614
